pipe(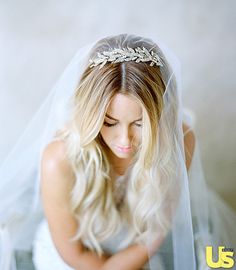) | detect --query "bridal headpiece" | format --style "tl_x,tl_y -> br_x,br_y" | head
0,34 -> 214,270
89,46 -> 164,69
